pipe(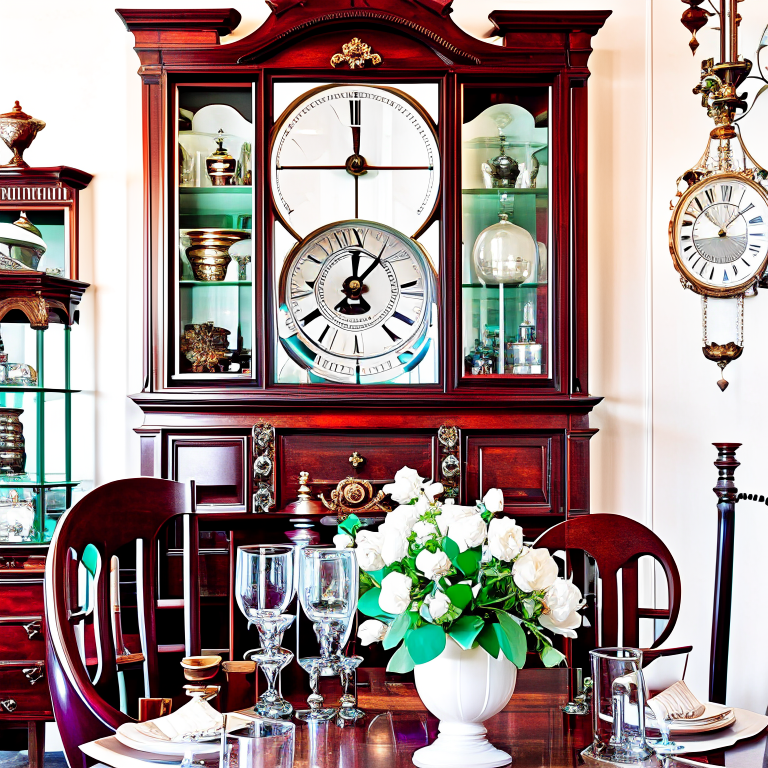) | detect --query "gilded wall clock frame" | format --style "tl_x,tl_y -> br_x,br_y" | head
670,0 -> 768,389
